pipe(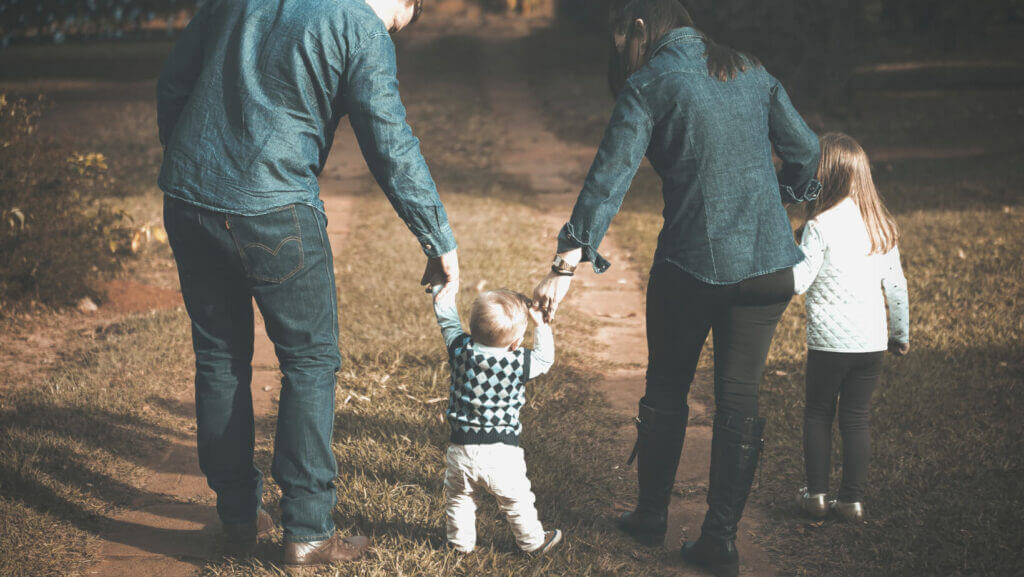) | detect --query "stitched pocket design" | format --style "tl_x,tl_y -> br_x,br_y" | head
230,206 -> 304,284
